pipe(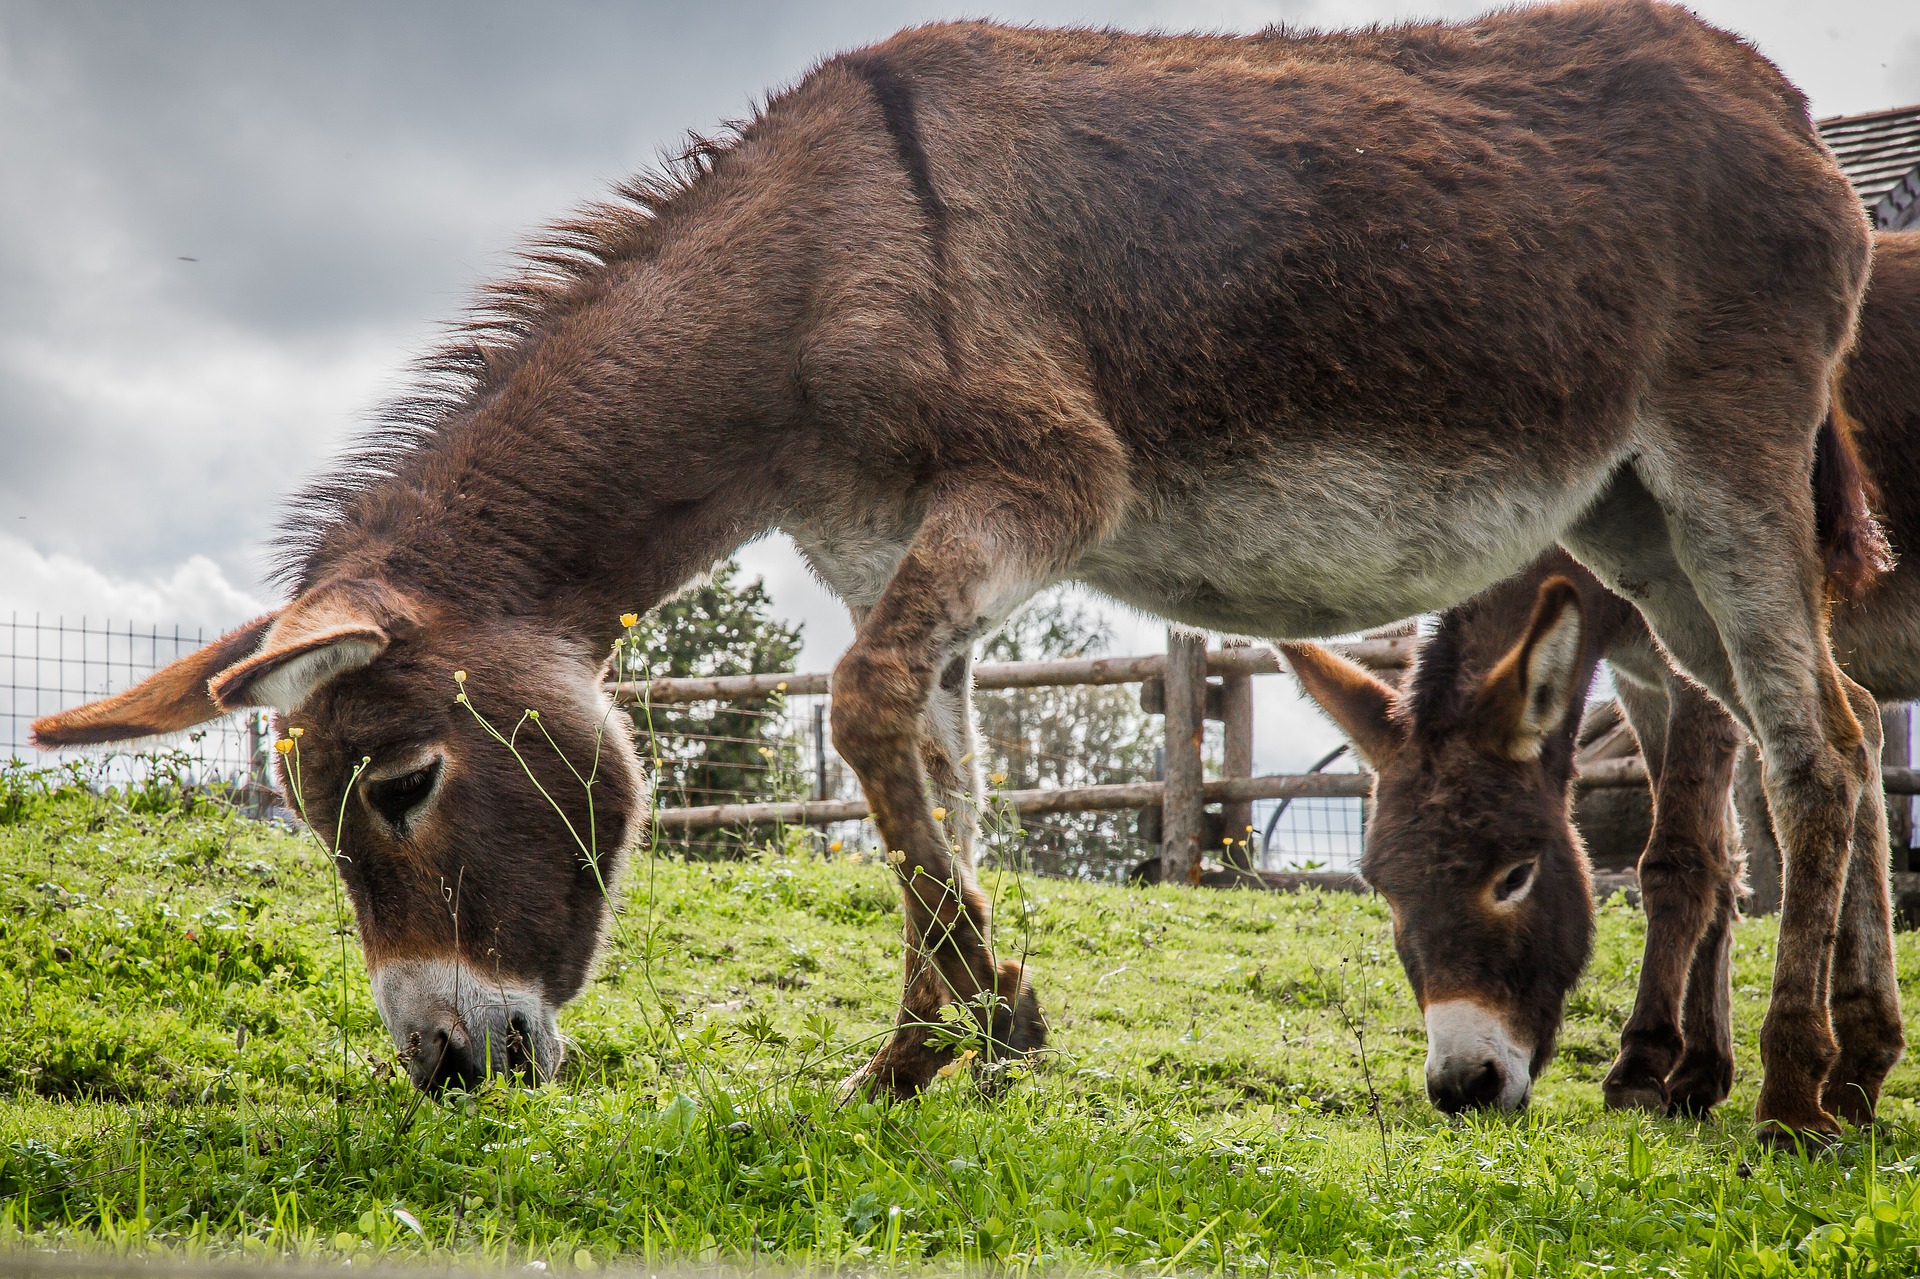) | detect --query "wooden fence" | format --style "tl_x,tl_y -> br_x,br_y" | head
610,632 -> 1920,895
